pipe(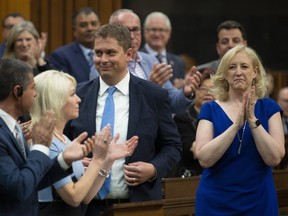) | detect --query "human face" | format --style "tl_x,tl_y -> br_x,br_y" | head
73,12 -> 100,48
14,30 -> 38,62
18,73 -> 36,115
216,29 -> 247,58
2,16 -> 24,41
110,13 -> 142,55
94,37 -> 132,86
144,17 -> 171,52
194,79 -> 214,108
61,81 -> 81,121
226,52 -> 256,92
277,88 -> 288,117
